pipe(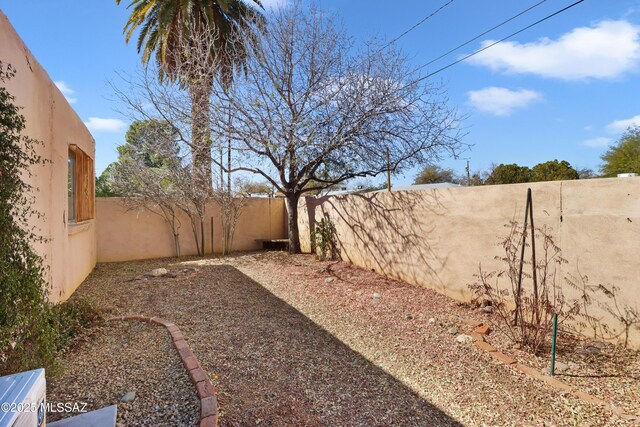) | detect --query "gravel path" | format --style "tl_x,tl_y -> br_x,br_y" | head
63,252 -> 637,426
47,321 -> 199,426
